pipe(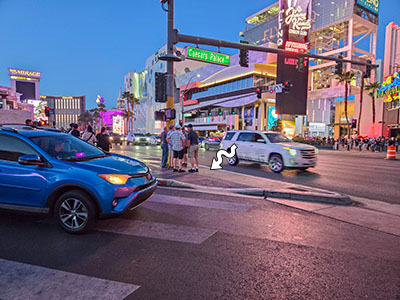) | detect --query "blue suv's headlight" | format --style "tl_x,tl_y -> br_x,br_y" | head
98,174 -> 130,185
